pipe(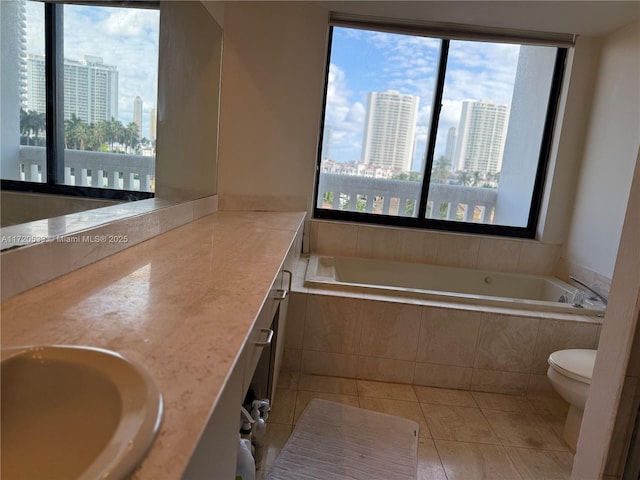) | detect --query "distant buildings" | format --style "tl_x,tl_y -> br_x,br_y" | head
25,54 -> 119,124
133,96 -> 143,136
453,100 -> 509,174
149,107 -> 157,142
361,90 -> 419,171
